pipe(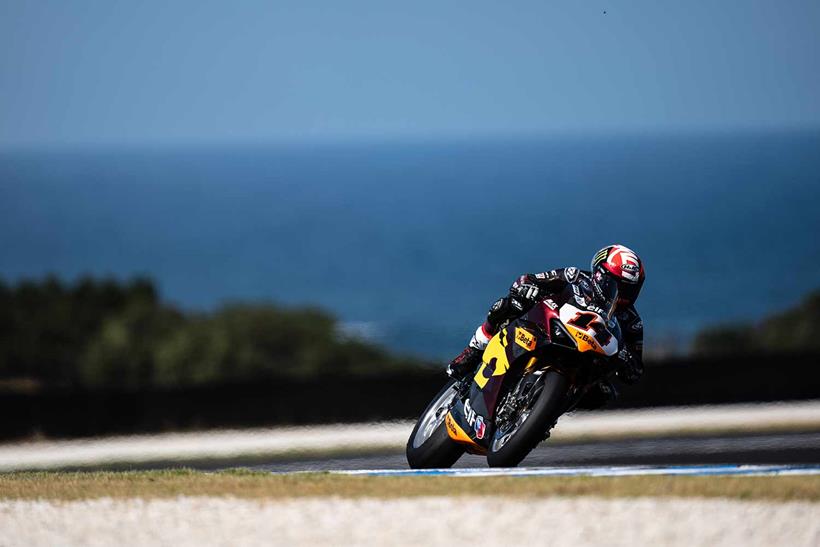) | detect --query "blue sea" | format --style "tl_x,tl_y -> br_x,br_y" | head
2,130 -> 819,359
